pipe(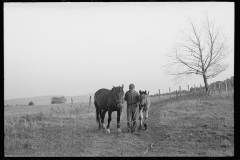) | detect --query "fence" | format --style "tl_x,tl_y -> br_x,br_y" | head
153,77 -> 234,101
208,79 -> 234,94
